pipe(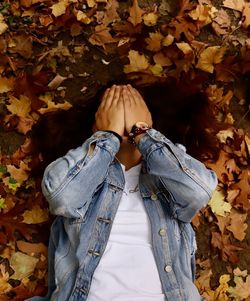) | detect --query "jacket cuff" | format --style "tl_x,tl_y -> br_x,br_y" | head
91,130 -> 121,156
